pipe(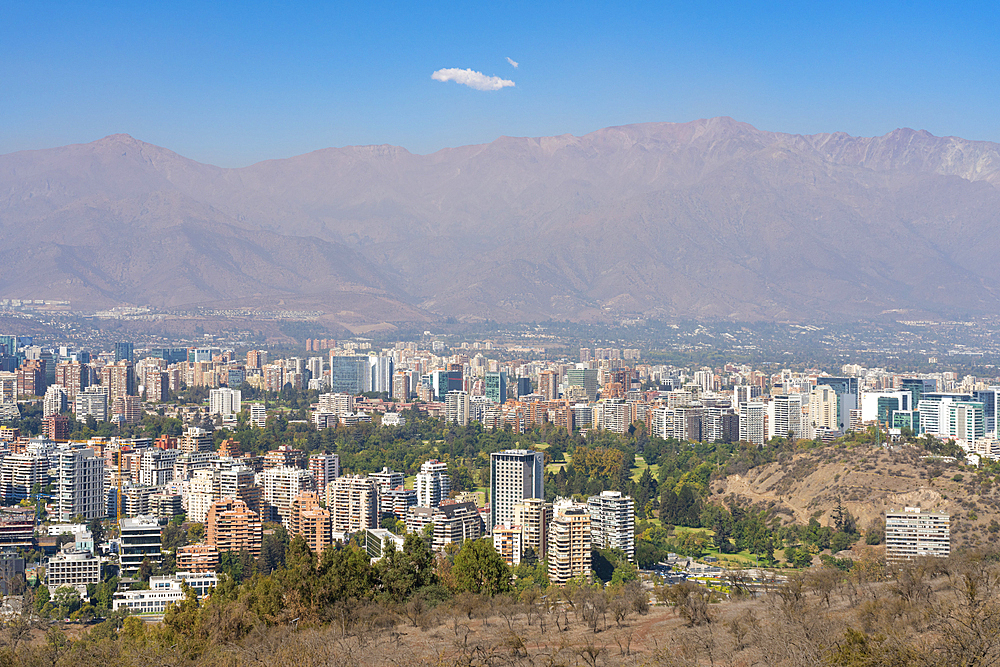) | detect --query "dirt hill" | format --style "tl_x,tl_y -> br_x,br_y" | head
712,442 -> 1000,551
